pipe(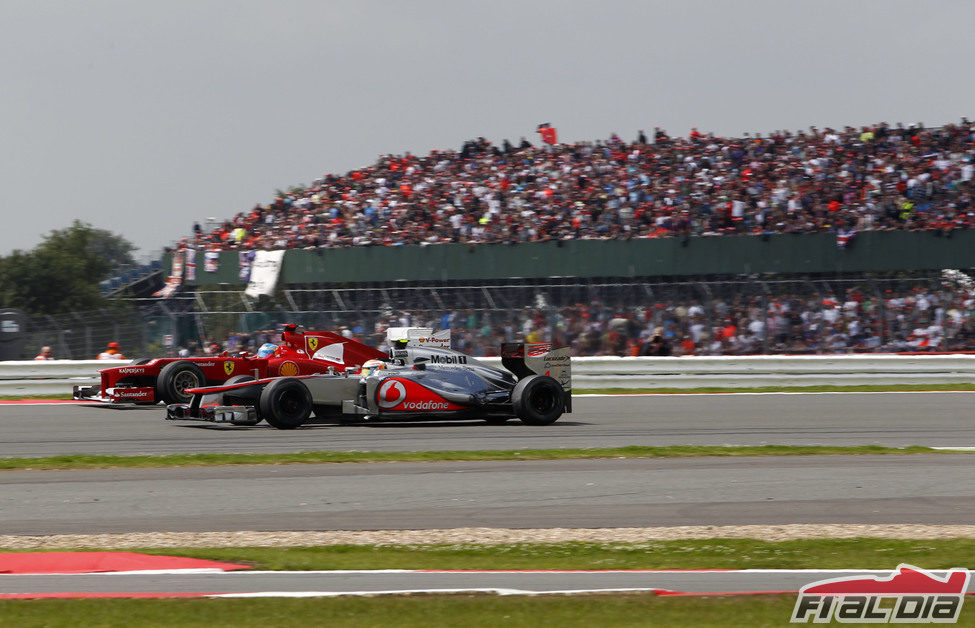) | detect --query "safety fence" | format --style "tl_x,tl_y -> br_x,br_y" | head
4,354 -> 974,397
6,273 -> 969,361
